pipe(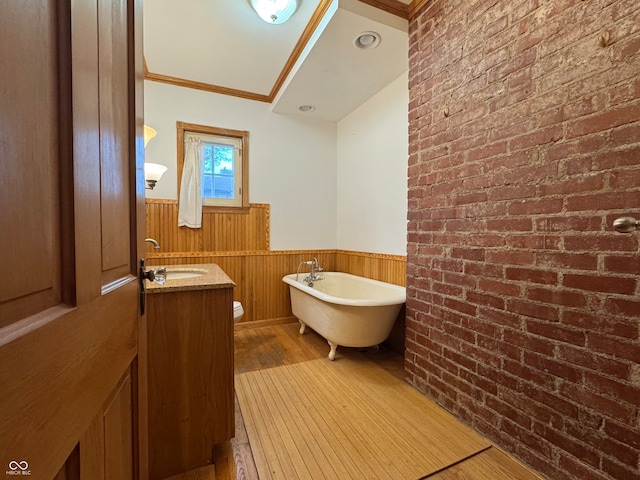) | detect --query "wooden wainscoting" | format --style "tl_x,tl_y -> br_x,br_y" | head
147,251 -> 335,325
147,250 -> 406,327
335,250 -> 406,286
145,200 -> 270,252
